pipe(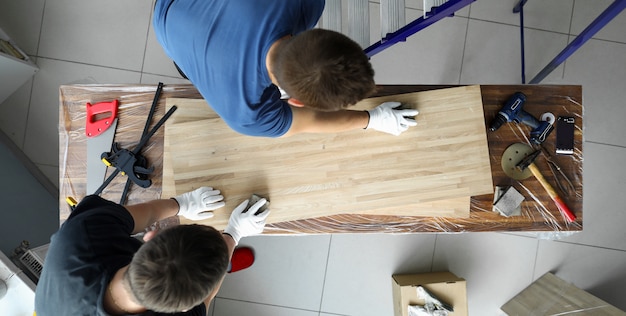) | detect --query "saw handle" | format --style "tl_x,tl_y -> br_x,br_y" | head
528,163 -> 576,222
86,100 -> 119,137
